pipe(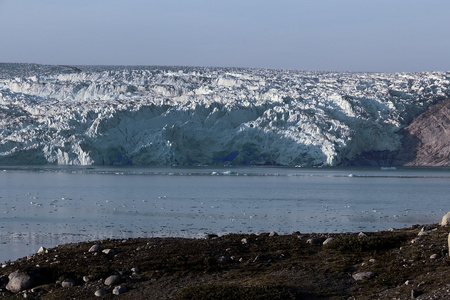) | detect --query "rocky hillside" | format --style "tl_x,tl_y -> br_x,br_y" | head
403,98 -> 450,166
